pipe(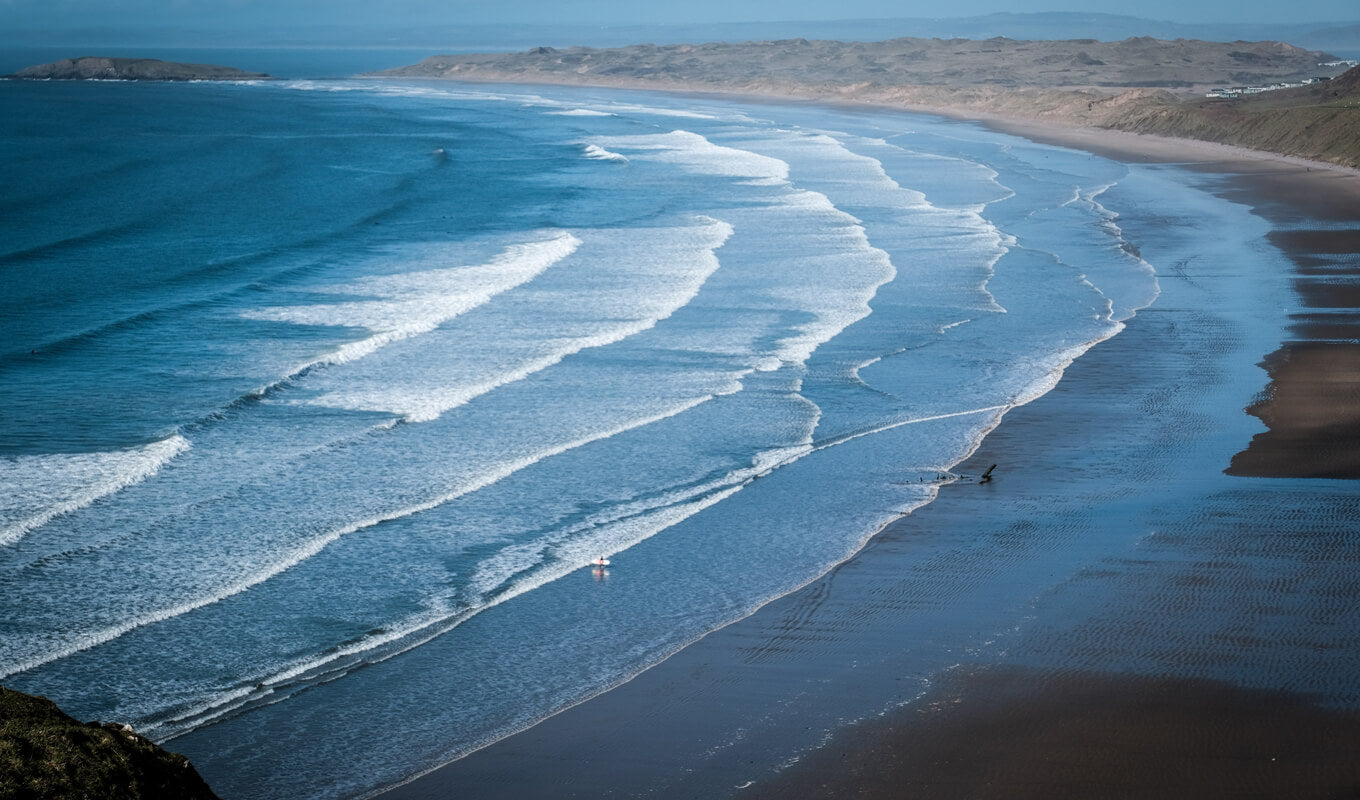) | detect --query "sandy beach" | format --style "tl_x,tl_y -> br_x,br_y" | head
375,103 -> 1360,799
750,667 -> 1360,799
988,118 -> 1360,483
